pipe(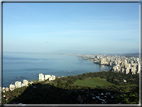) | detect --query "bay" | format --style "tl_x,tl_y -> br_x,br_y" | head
3,52 -> 110,87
